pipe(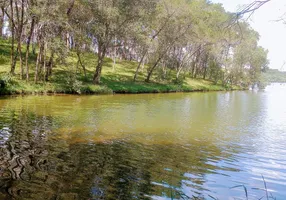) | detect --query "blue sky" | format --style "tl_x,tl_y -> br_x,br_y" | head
211,0 -> 286,70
